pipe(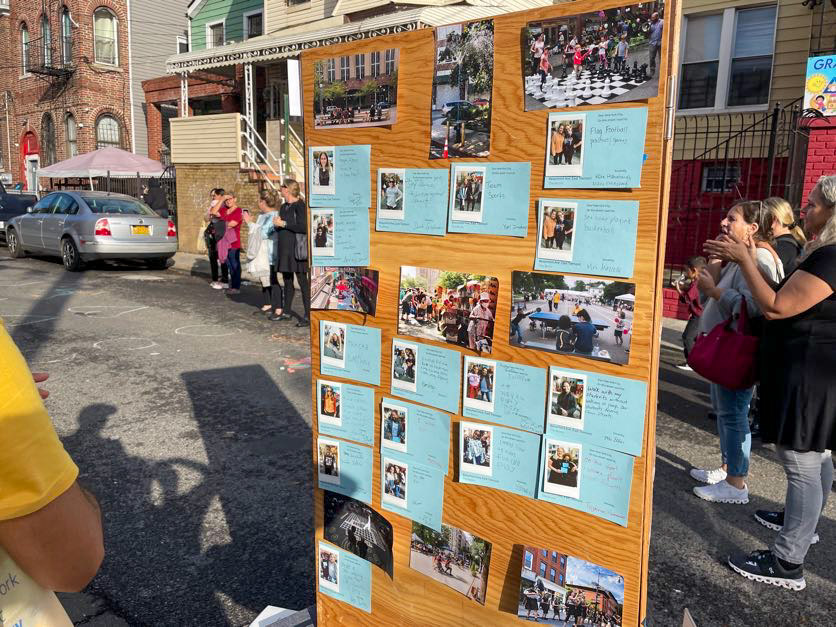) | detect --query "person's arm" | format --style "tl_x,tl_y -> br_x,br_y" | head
285,202 -> 308,234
